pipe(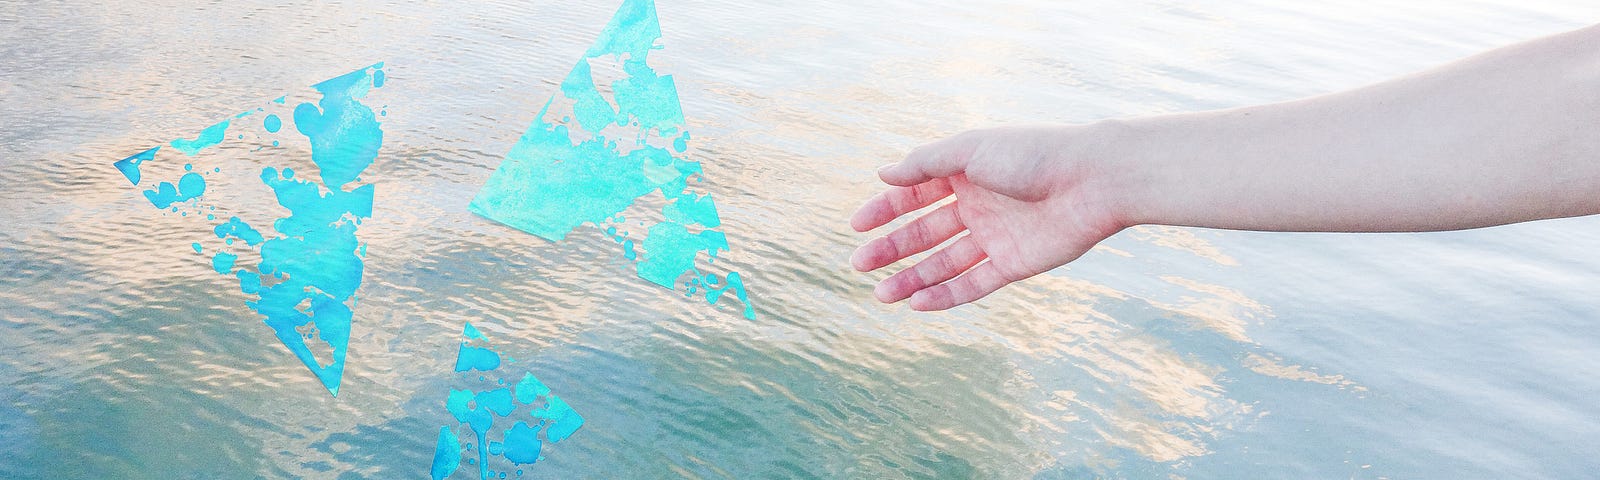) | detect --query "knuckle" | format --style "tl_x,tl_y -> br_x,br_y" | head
883,189 -> 908,213
933,249 -> 960,276
876,236 -> 900,262
910,182 -> 934,204
945,277 -> 974,300
895,222 -> 930,249
895,269 -> 925,294
923,285 -> 952,306
913,257 -> 942,288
